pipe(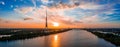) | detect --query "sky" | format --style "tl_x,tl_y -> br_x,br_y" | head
0,0 -> 120,28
